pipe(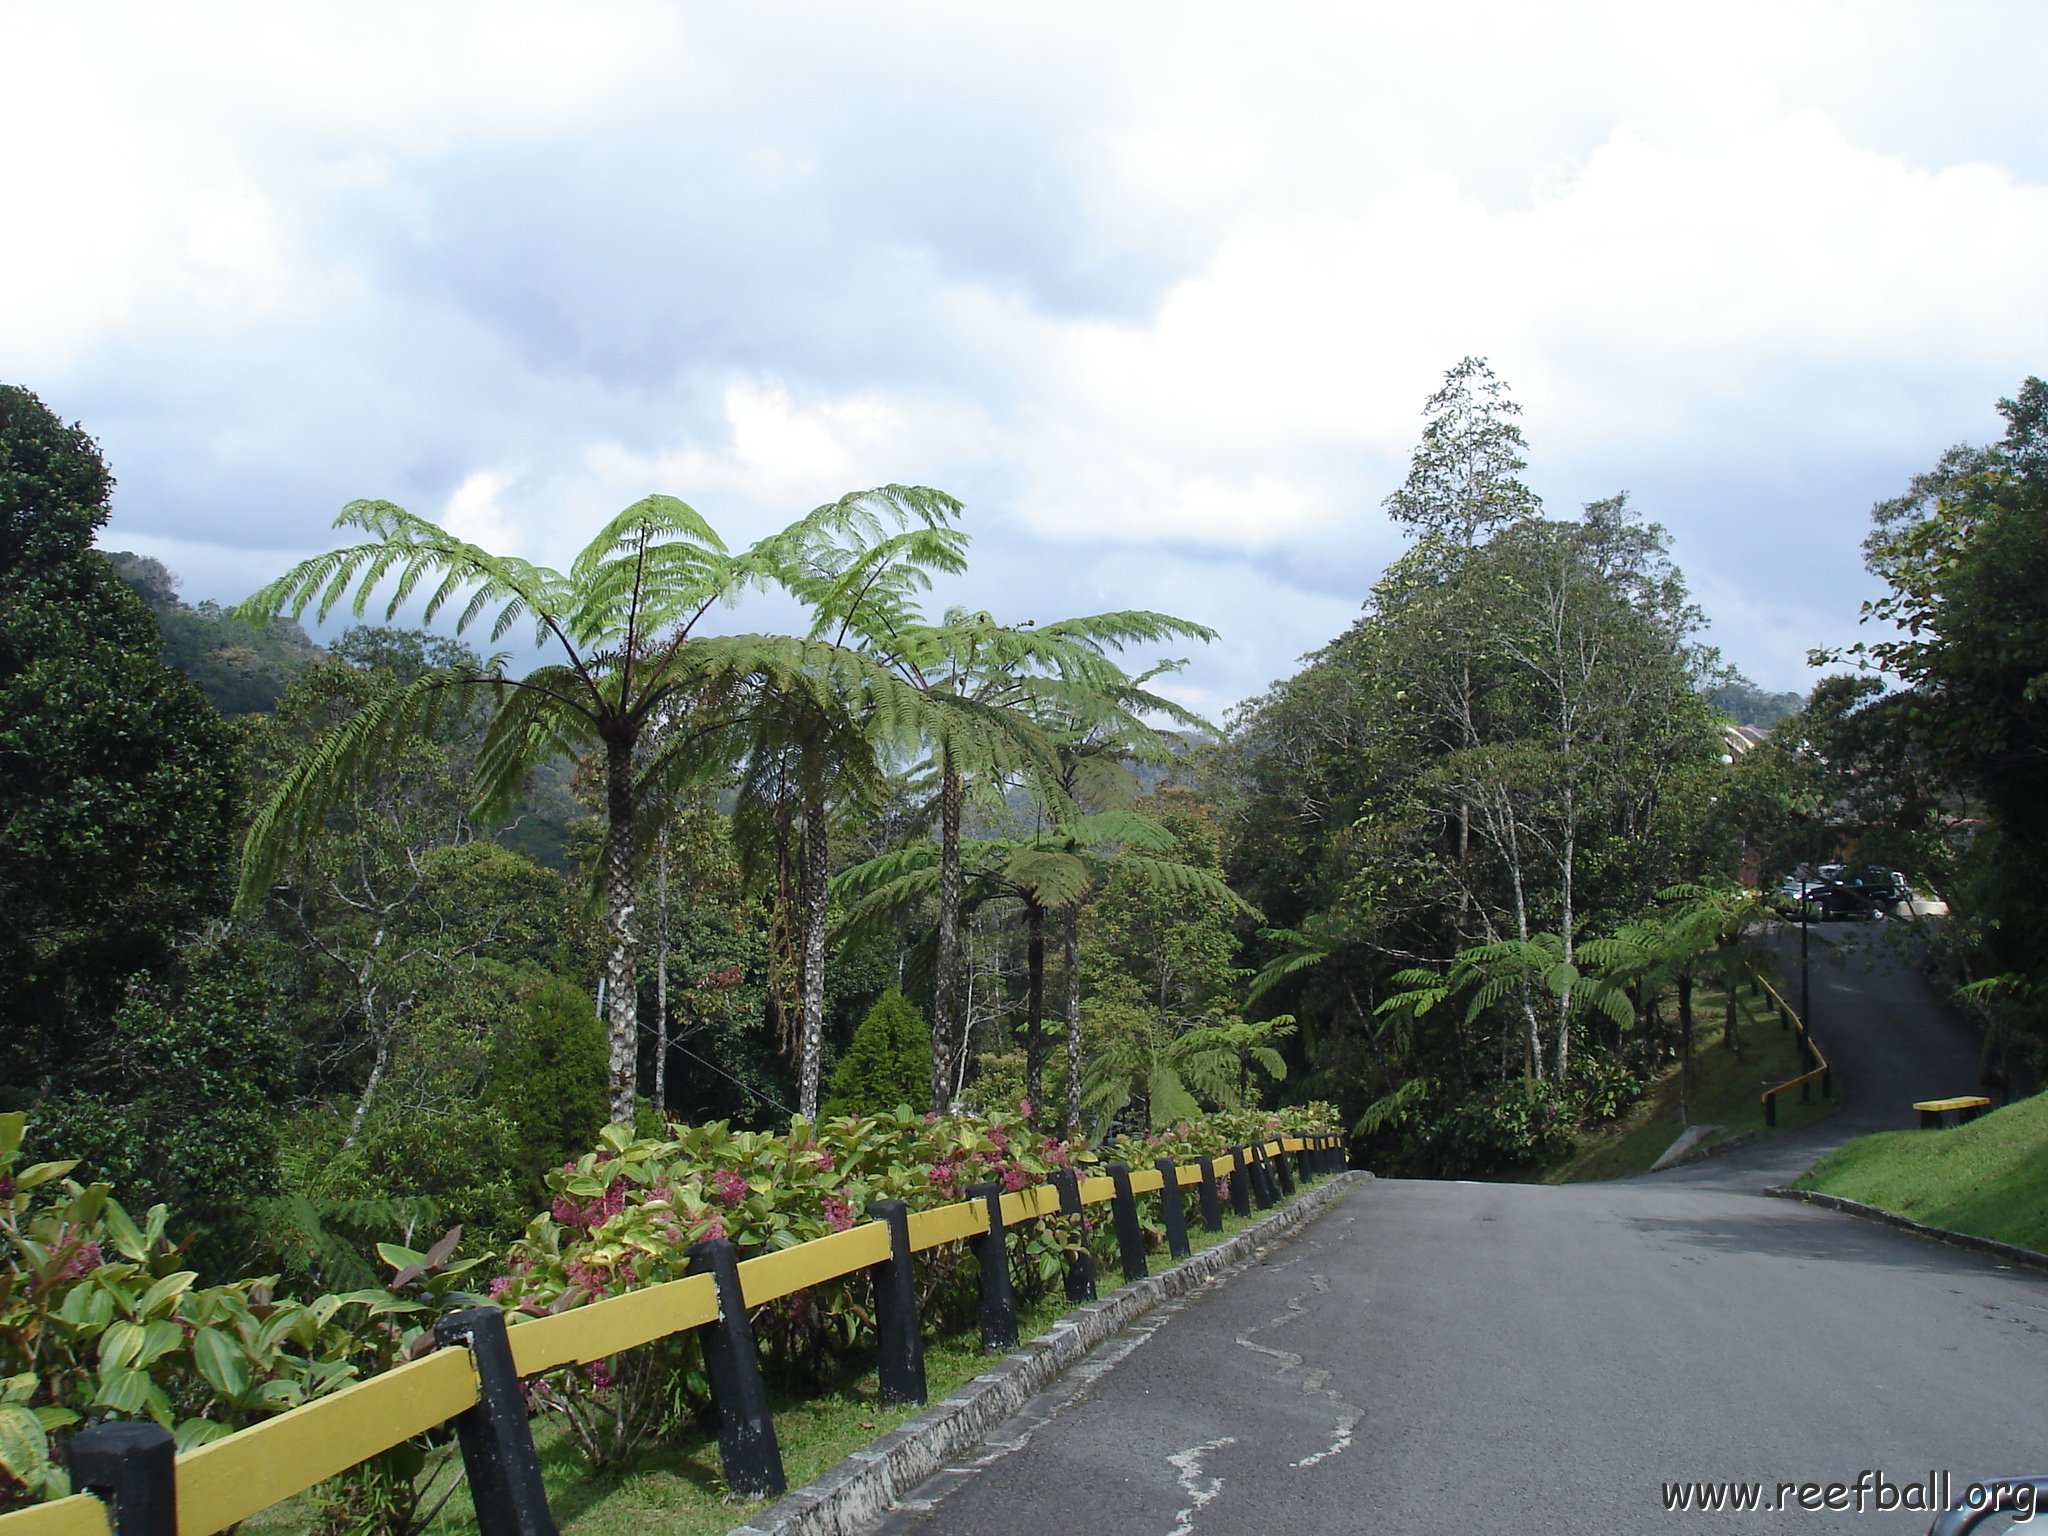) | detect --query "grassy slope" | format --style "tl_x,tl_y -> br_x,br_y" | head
1797,1090 -> 2048,1253
1544,982 -> 1835,1183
